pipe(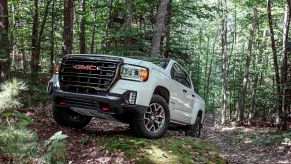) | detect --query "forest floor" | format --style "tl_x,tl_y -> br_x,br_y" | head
201,114 -> 291,164
26,103 -> 224,163
24,103 -> 290,163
